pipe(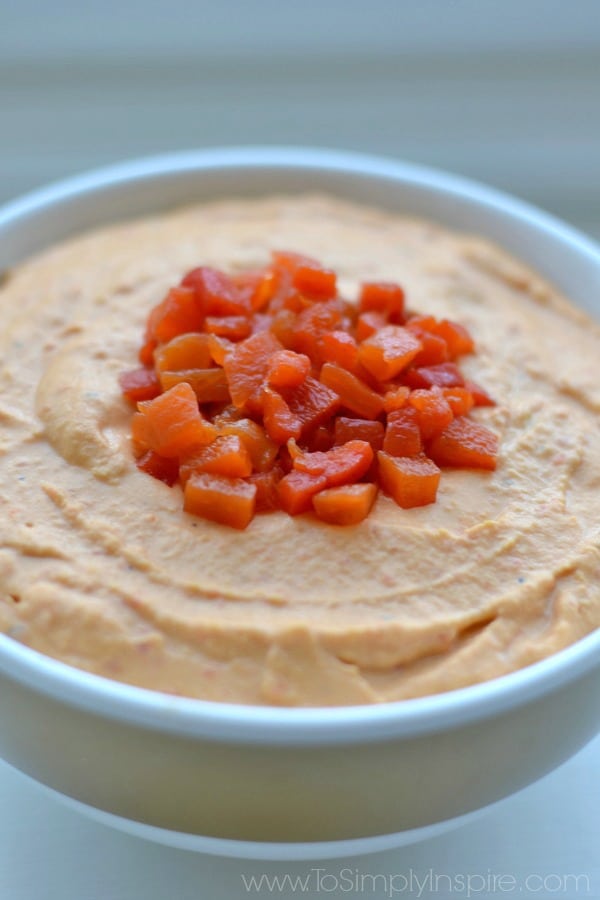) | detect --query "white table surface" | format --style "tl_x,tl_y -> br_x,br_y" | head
1,735 -> 599,900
